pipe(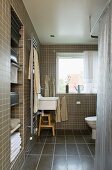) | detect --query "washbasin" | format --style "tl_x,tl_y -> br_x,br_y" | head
38,96 -> 59,110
